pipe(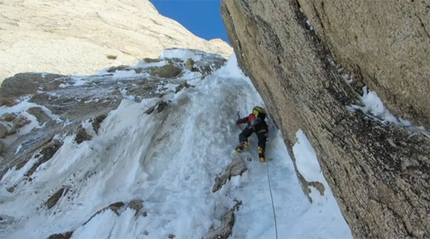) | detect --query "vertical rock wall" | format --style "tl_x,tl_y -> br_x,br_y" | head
221,0 -> 430,238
